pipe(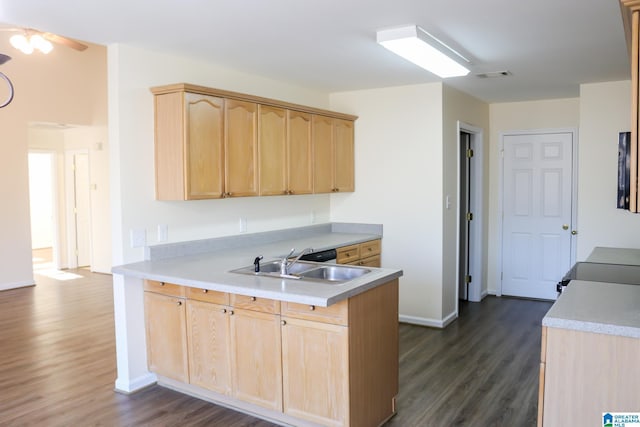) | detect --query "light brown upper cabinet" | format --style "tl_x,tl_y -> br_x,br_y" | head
312,116 -> 355,193
225,99 -> 259,197
286,110 -> 314,195
151,84 -> 356,200
155,92 -> 225,200
258,105 -> 288,196
620,0 -> 640,212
